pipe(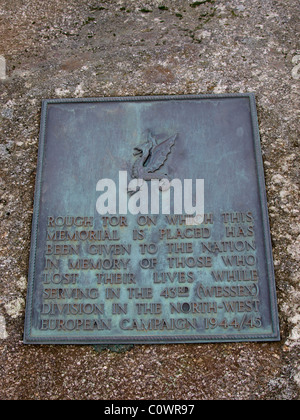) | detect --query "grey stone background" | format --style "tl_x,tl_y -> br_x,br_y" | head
0,0 -> 299,399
